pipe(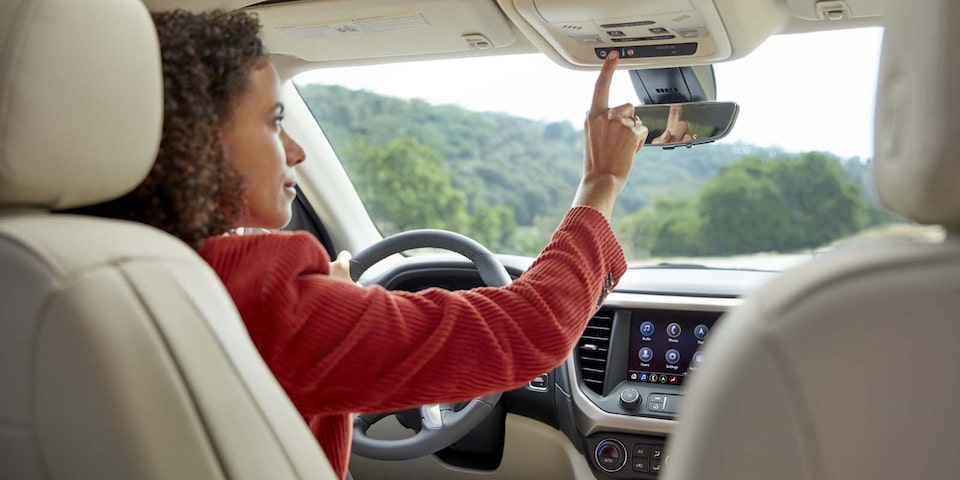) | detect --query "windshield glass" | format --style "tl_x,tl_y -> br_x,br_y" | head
293,27 -> 938,270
